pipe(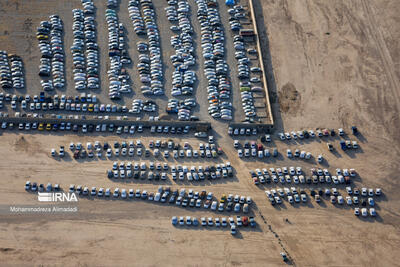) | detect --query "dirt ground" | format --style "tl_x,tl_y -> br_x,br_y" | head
0,0 -> 400,266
